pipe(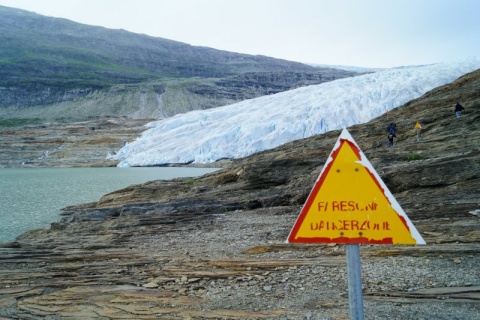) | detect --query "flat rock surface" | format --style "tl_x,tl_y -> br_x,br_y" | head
0,70 -> 479,319
1,209 -> 479,319
0,118 -> 150,167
